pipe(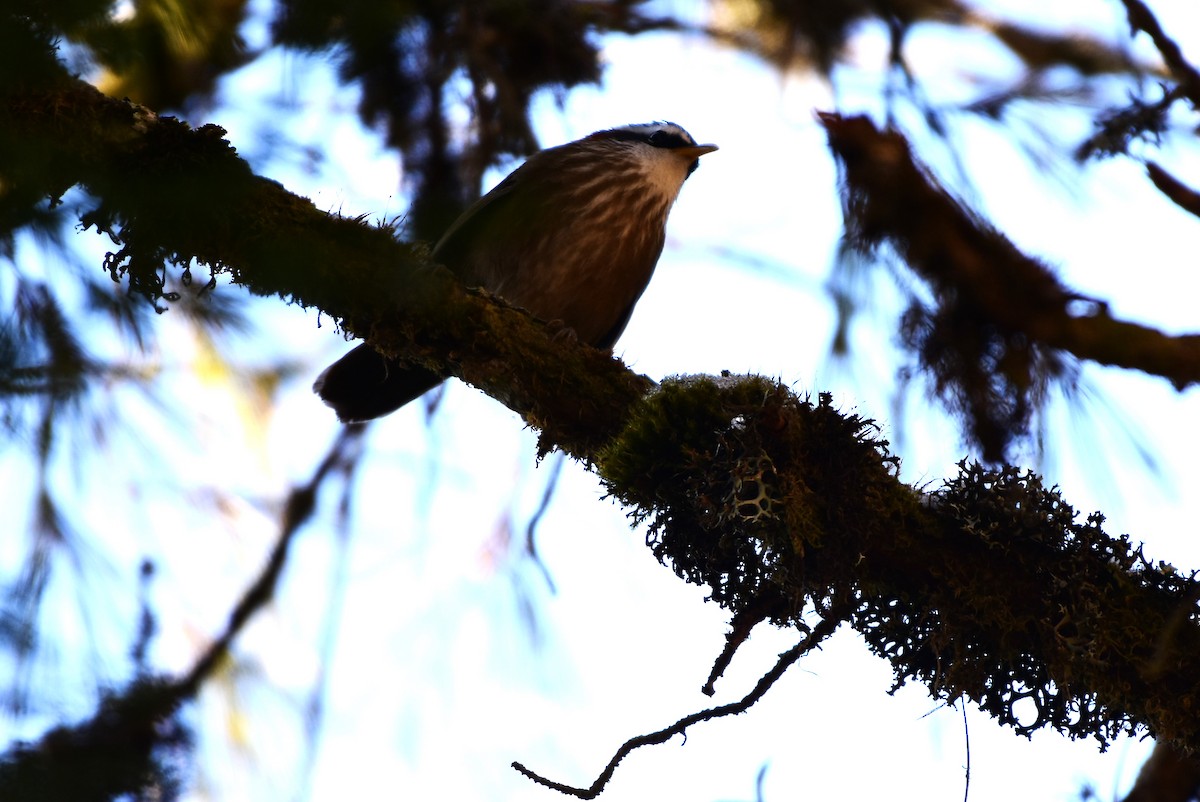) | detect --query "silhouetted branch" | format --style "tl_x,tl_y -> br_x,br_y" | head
179,426 -> 364,695
822,112 -> 1200,458
0,427 -> 363,801
513,609 -> 849,799
1118,0 -> 1200,108
1076,86 -> 1182,161
701,596 -> 782,697
602,382 -> 1200,751
1121,742 -> 1200,802
1146,161 -> 1200,220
